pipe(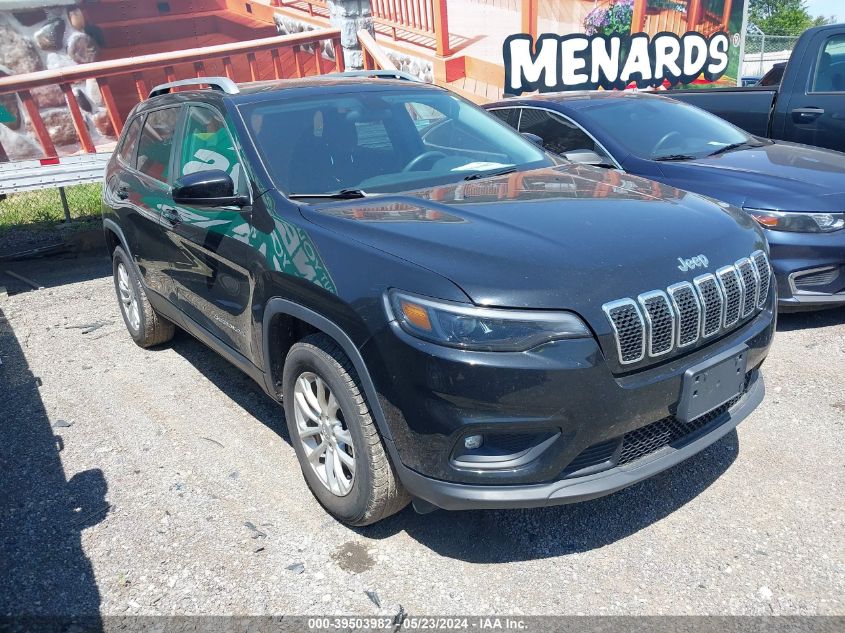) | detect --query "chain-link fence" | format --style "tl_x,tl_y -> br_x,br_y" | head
742,34 -> 800,80
0,183 -> 102,231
